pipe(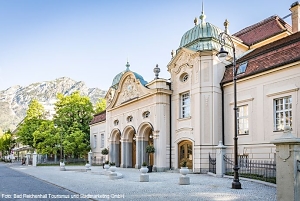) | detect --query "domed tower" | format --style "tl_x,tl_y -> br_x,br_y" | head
178,12 -> 224,52
167,6 -> 226,172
